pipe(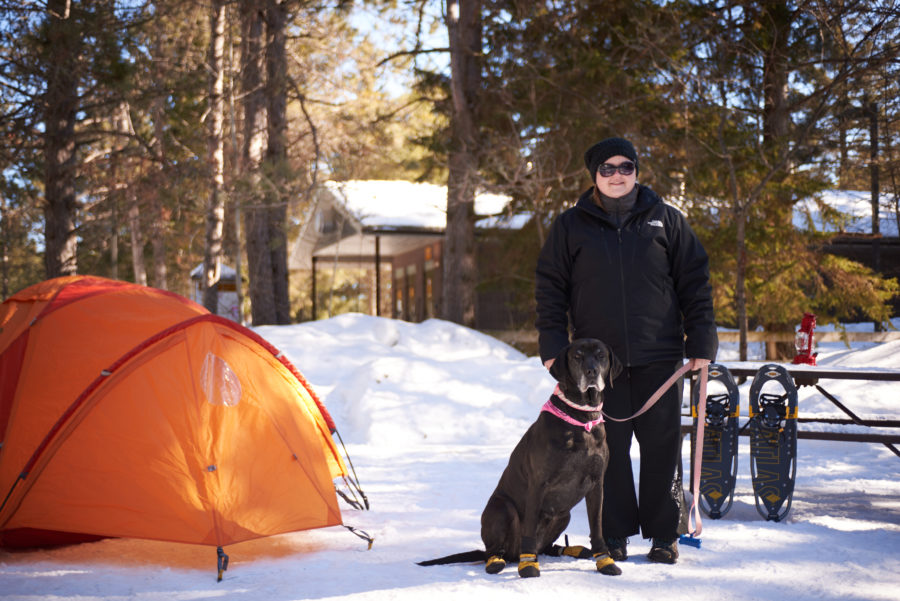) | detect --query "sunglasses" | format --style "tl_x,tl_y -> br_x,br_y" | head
597,161 -> 635,177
